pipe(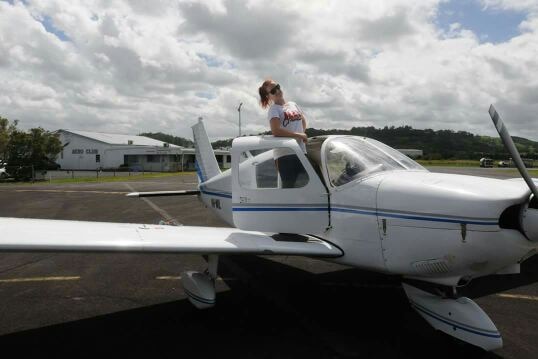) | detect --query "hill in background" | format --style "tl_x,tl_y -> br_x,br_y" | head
143,126 -> 538,160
